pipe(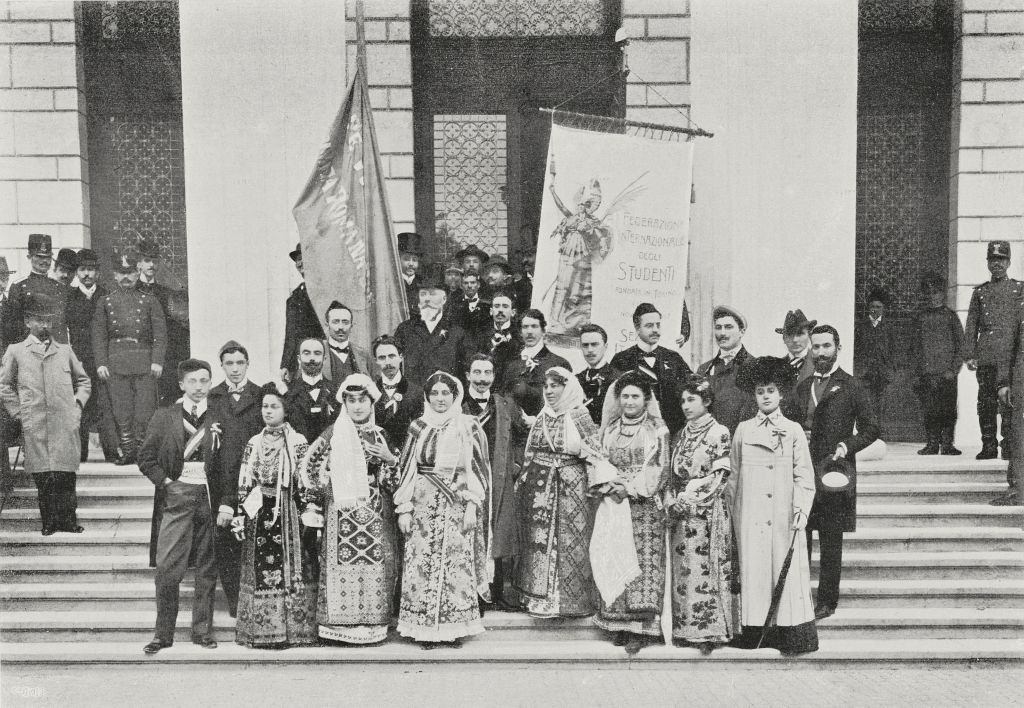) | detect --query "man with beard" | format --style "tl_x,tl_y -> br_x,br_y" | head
3,234 -> 70,347
475,290 -> 522,385
454,272 -> 490,338
205,340 -> 264,616
280,243 -> 323,385
321,301 -> 370,382
92,253 -> 167,465
51,248 -> 78,286
577,323 -> 614,425
66,249 -> 119,462
610,303 -> 692,436
397,232 -> 425,317
456,244 -> 488,279
696,305 -> 755,436
796,324 -> 879,620
463,353 -> 521,610
284,336 -> 339,442
500,308 -> 569,421
371,334 -> 423,450
482,256 -> 517,309
393,265 -> 471,387
135,238 -> 189,405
